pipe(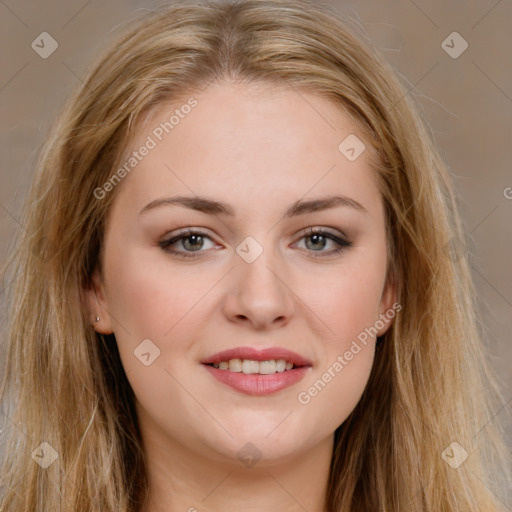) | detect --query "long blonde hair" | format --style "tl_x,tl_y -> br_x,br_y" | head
1,1 -> 510,510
